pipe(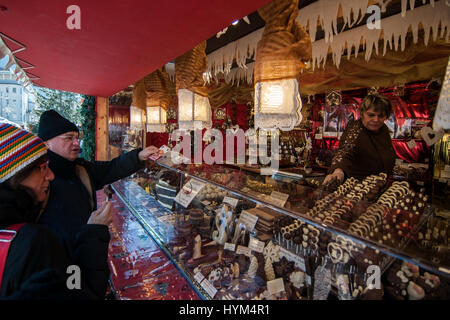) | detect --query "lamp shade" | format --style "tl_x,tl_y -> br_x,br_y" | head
130,105 -> 144,129
254,78 -> 302,131
146,106 -> 167,132
178,89 -> 212,130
